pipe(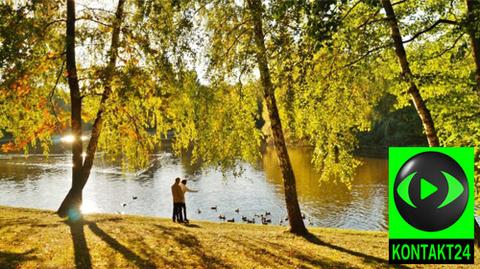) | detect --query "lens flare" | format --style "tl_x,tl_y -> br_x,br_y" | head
80,199 -> 98,213
60,135 -> 75,143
